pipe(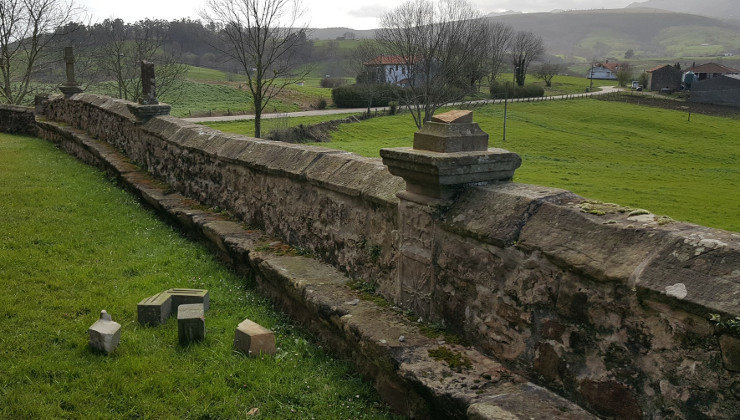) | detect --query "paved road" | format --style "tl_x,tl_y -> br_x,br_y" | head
182,85 -> 620,123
